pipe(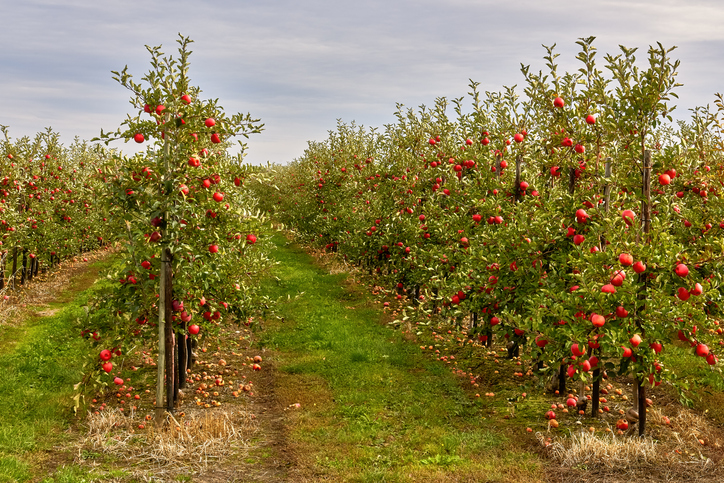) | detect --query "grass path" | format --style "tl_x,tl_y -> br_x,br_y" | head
0,253 -> 113,483
258,233 -> 543,482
